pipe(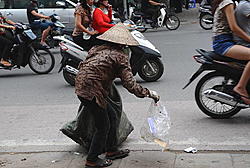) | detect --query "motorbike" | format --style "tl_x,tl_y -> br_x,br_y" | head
54,25 -> 164,86
0,23 -> 55,74
32,14 -> 65,48
199,5 -> 213,30
183,48 -> 250,119
129,3 -> 180,33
